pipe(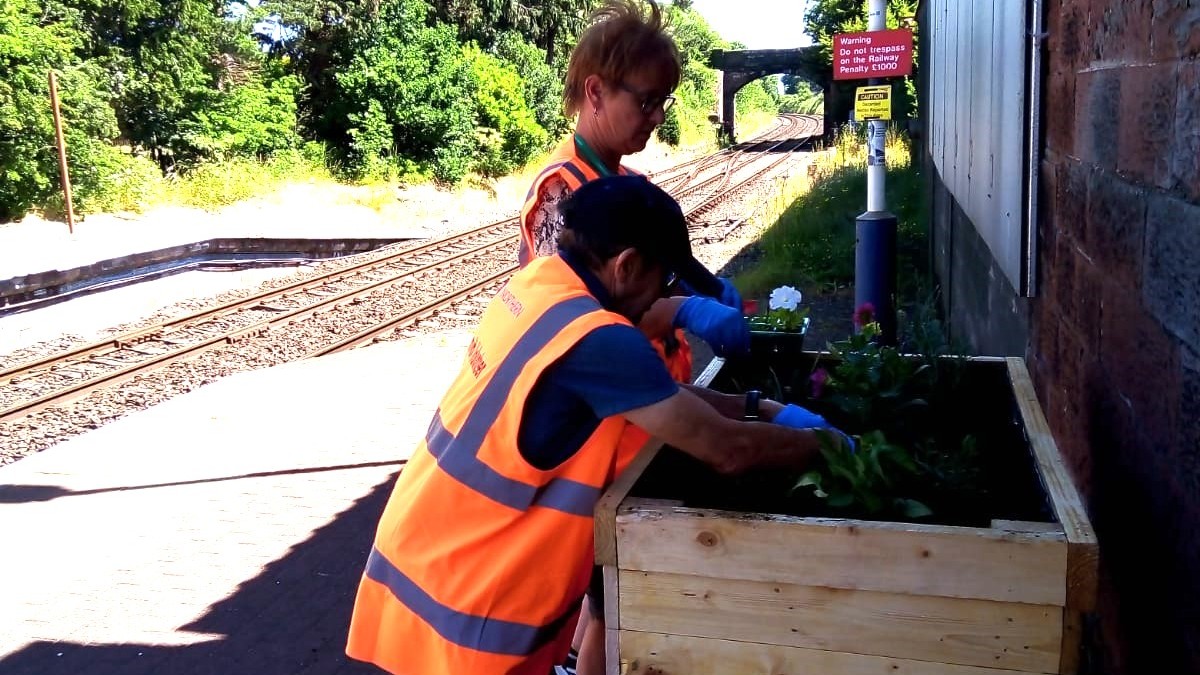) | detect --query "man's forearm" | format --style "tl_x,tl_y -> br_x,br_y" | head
681,384 -> 786,421
680,384 -> 742,418
723,421 -> 821,474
